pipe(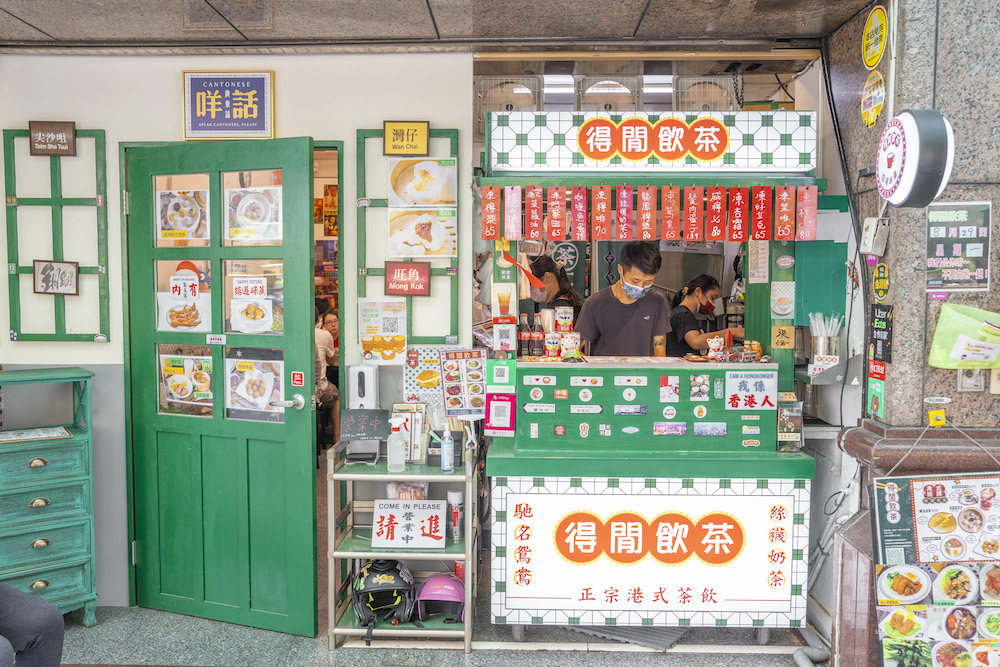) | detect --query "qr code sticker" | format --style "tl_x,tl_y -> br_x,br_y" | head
886,547 -> 905,565
491,402 -> 509,422
381,318 -> 399,334
494,365 -> 509,383
497,327 -> 513,343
